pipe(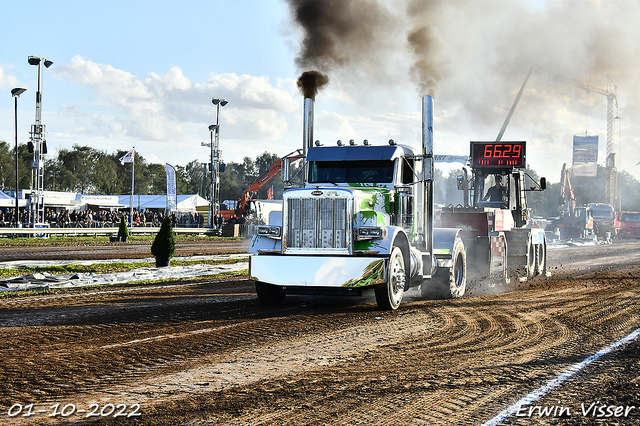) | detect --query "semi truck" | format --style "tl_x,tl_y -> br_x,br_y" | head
615,211 -> 640,238
588,202 -> 616,239
439,141 -> 547,284
546,163 -> 594,241
249,95 -> 467,310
